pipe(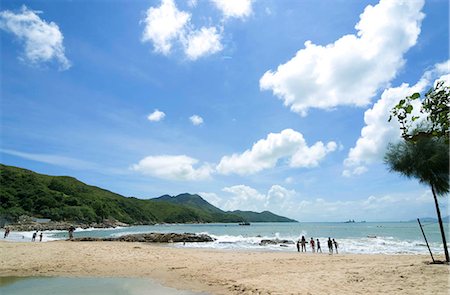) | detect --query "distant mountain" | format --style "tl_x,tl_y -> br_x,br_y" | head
229,210 -> 297,223
154,193 -> 297,223
152,193 -> 244,223
153,193 -> 223,214
414,216 -> 450,222
0,164 -> 296,224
